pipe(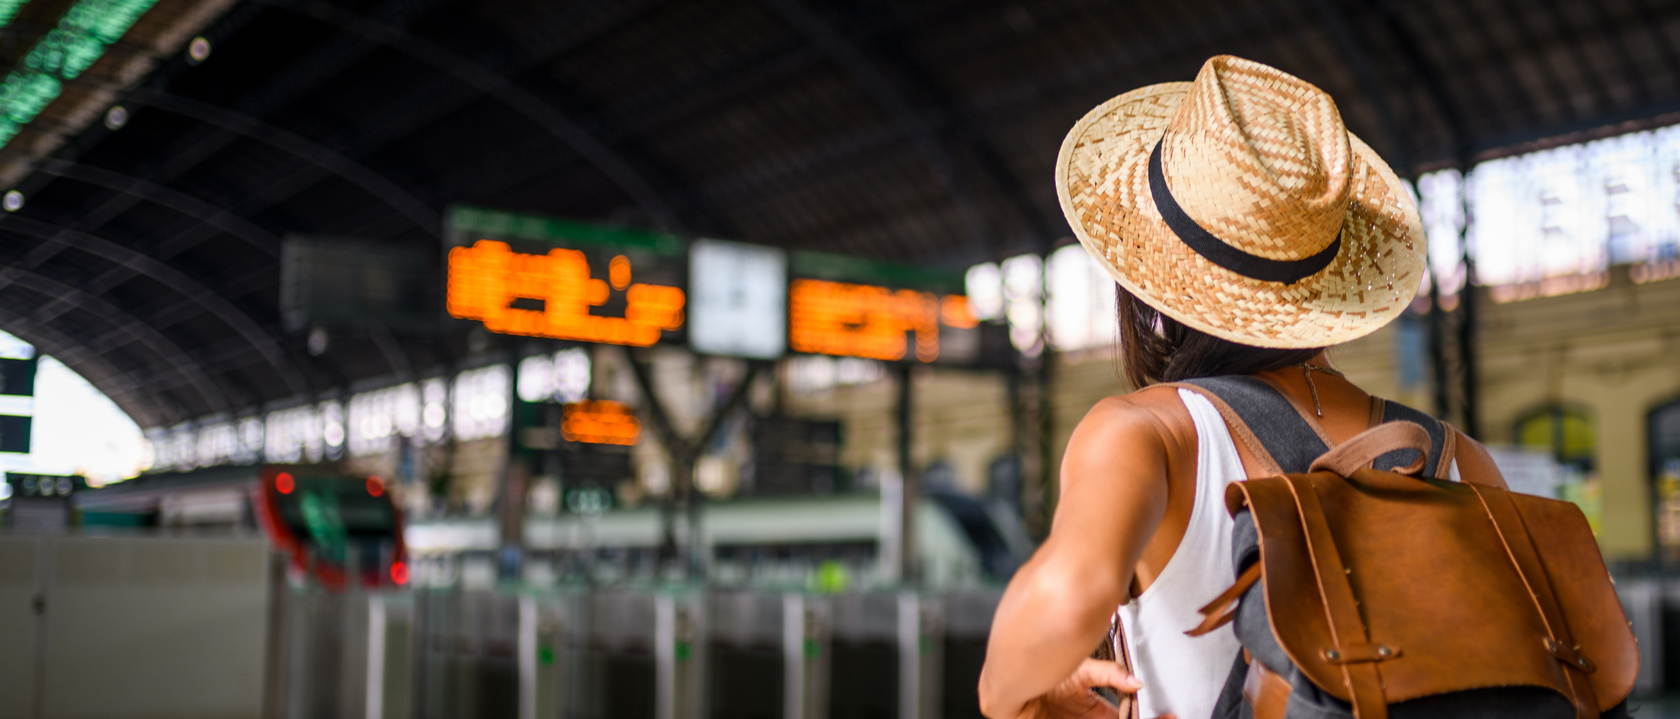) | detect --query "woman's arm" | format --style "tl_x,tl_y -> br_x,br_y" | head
978,393 -> 1185,718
